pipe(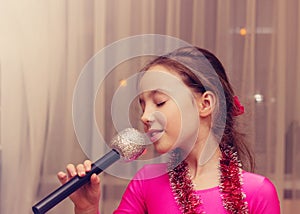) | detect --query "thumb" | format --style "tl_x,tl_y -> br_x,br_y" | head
90,173 -> 100,187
